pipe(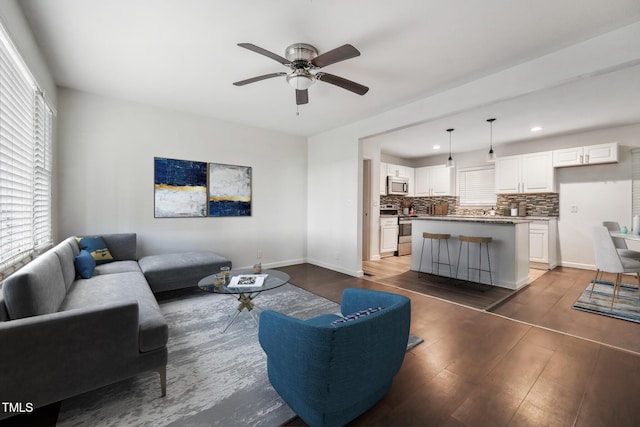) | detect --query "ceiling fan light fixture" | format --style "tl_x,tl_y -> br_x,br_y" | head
234,42 -> 368,106
486,118 -> 496,162
286,70 -> 315,90
446,128 -> 455,168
